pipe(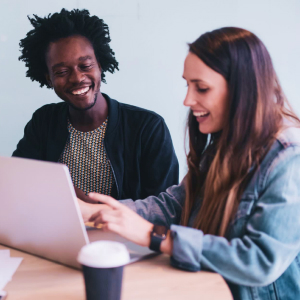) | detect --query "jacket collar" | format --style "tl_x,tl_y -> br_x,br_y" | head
102,93 -> 119,135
